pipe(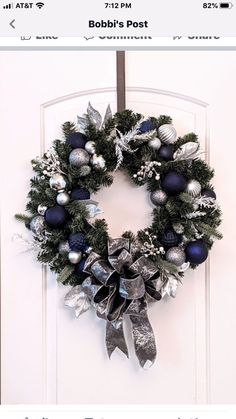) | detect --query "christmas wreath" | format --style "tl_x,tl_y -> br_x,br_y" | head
16,103 -> 222,368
